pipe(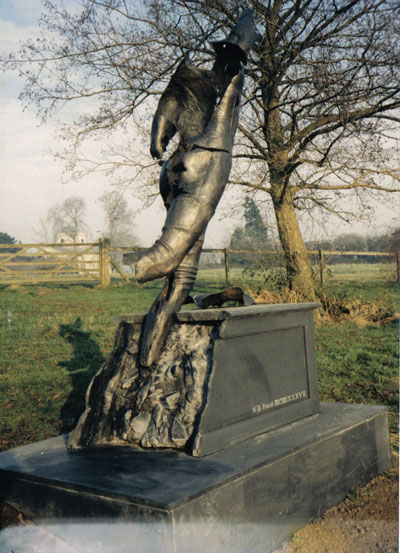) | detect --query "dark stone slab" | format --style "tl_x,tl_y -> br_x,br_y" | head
192,303 -> 321,455
0,403 -> 391,553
